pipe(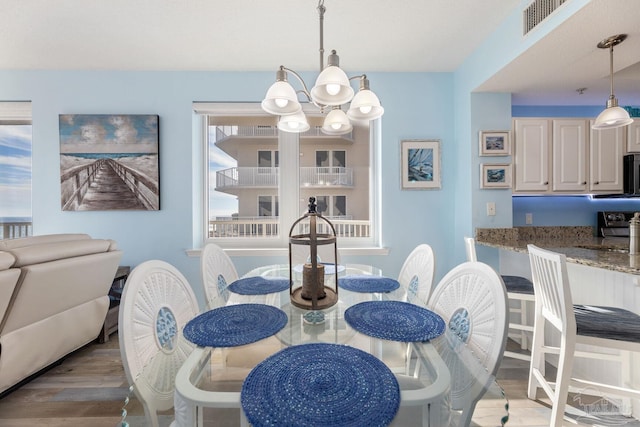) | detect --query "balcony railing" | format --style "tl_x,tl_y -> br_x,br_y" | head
208,217 -> 369,238
215,125 -> 352,140
216,167 -> 279,189
216,166 -> 353,190
1,221 -> 32,239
